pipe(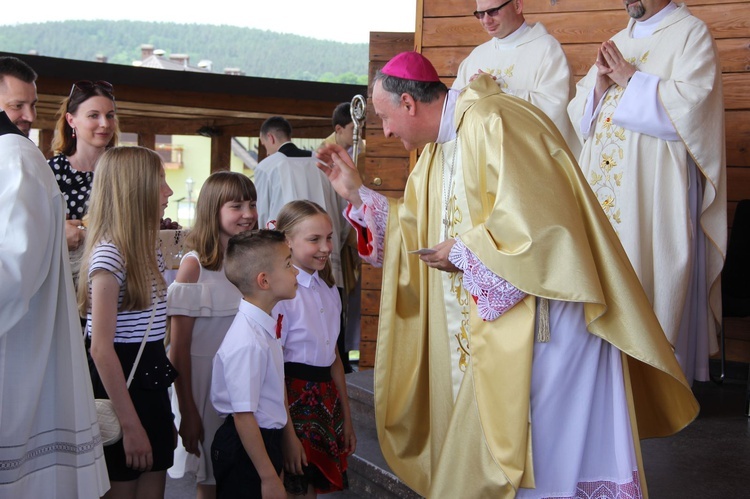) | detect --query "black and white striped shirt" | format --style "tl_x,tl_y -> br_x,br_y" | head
85,241 -> 167,343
